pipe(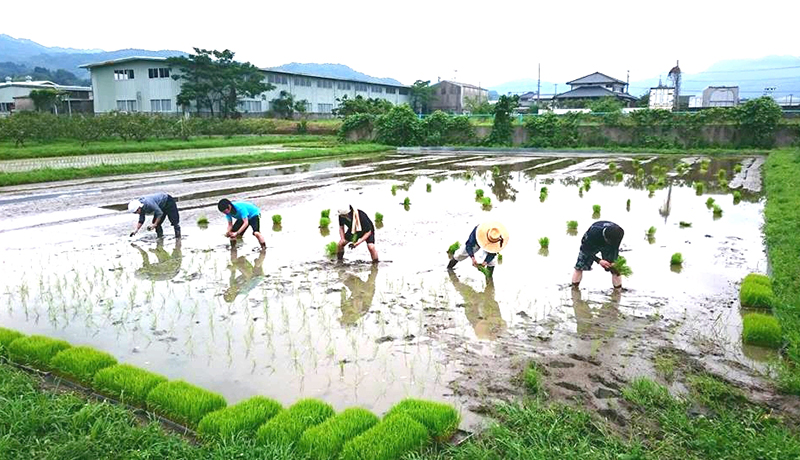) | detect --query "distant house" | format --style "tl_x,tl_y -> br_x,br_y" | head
429,80 -> 489,114
0,76 -> 92,116
518,91 -> 555,111
702,86 -> 739,107
649,84 -> 675,110
553,72 -> 636,107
